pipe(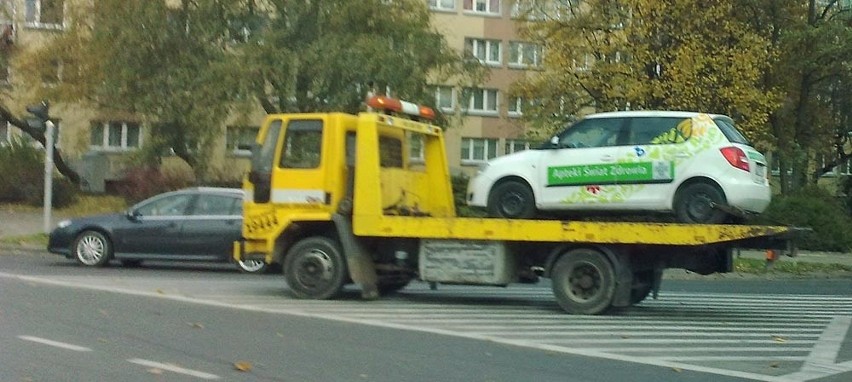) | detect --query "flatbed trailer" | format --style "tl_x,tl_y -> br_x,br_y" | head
235,96 -> 799,314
